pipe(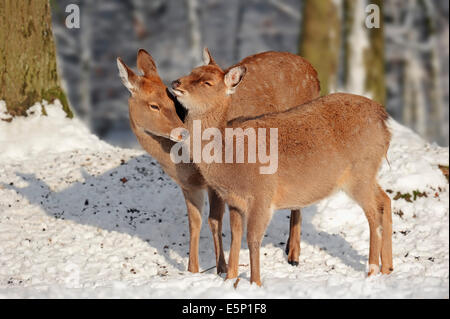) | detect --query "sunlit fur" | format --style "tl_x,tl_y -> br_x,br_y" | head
175,66 -> 393,286
118,49 -> 321,275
